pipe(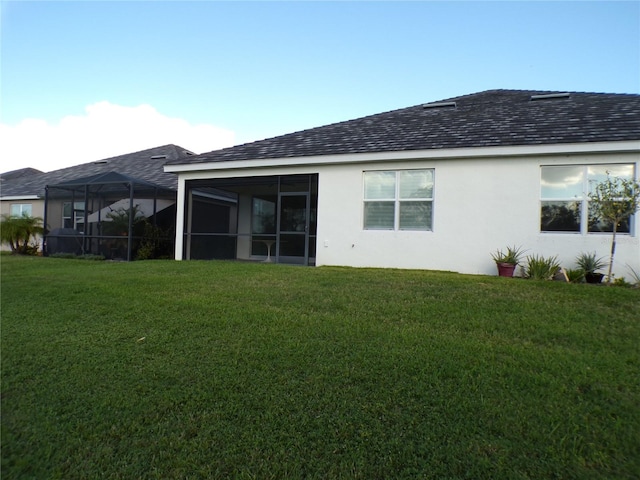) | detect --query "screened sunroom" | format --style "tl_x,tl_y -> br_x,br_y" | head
44,171 -> 176,260
183,174 -> 318,265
